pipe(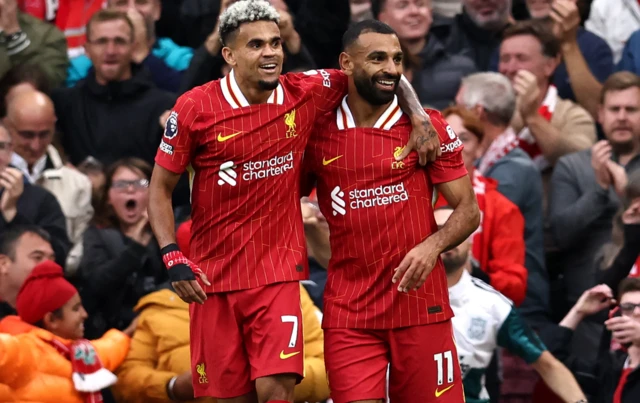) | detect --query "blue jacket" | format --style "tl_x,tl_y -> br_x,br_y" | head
618,29 -> 640,74
66,37 -> 192,91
